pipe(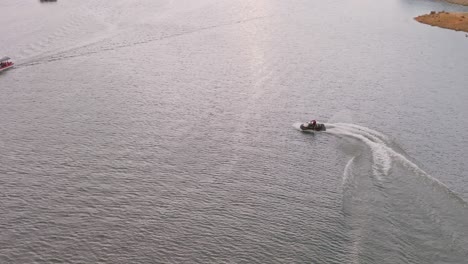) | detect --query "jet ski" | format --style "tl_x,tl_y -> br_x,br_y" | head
300,121 -> 326,131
